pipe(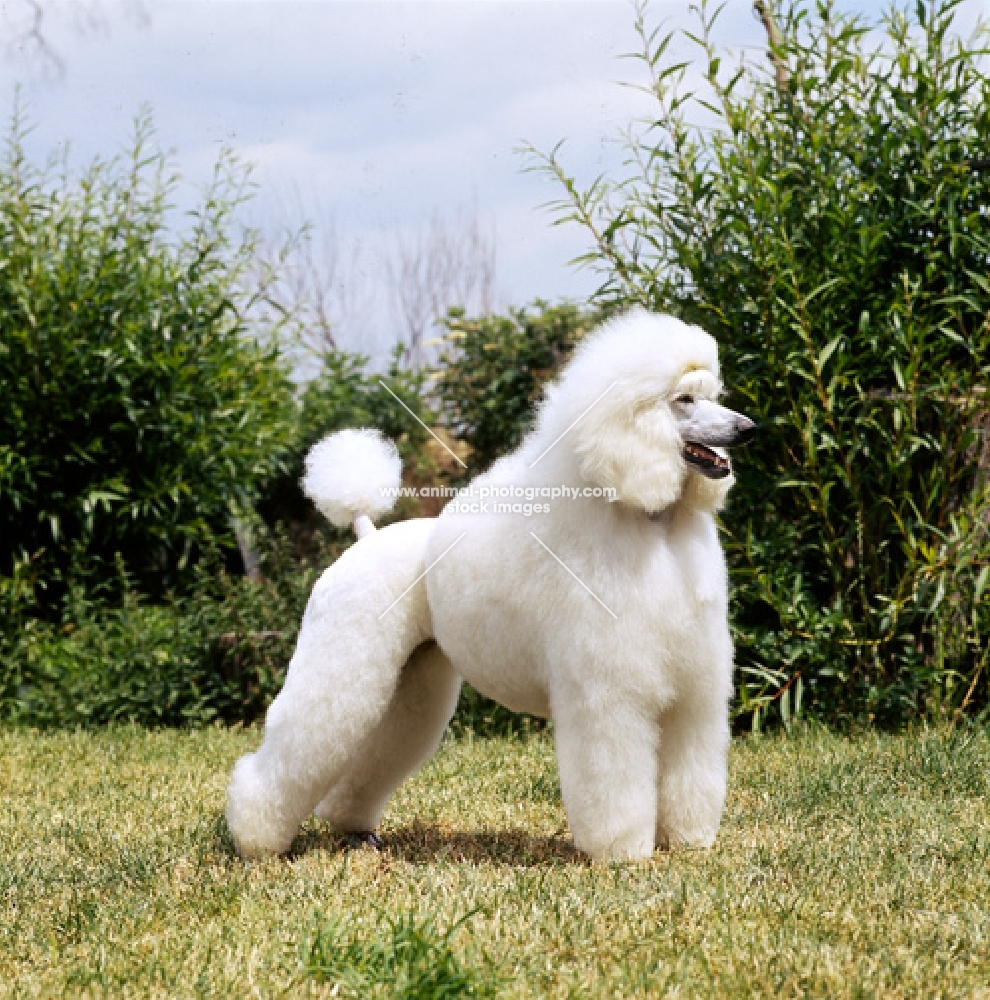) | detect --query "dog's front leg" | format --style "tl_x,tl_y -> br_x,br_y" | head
654,691 -> 730,850
551,684 -> 659,861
